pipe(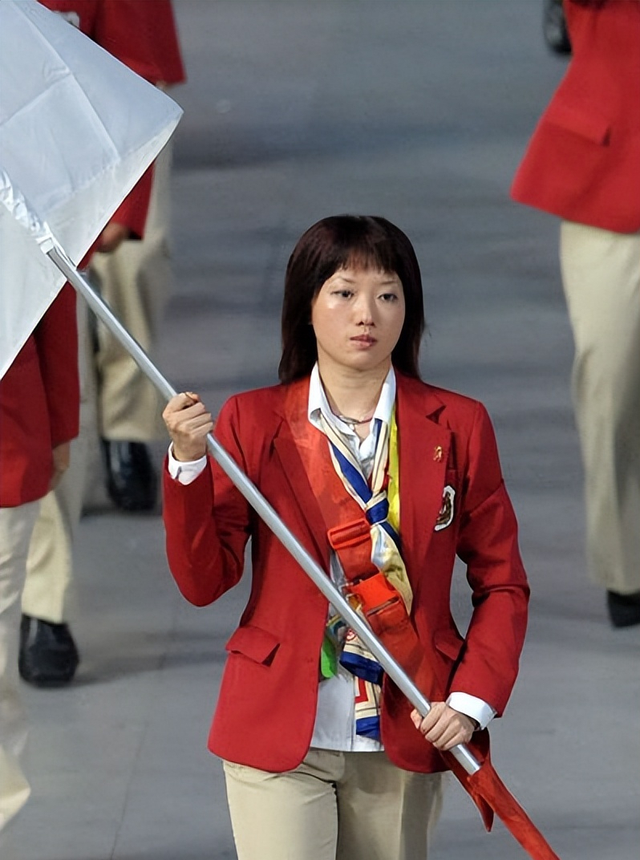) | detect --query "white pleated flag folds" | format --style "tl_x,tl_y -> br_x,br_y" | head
0,0 -> 182,379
